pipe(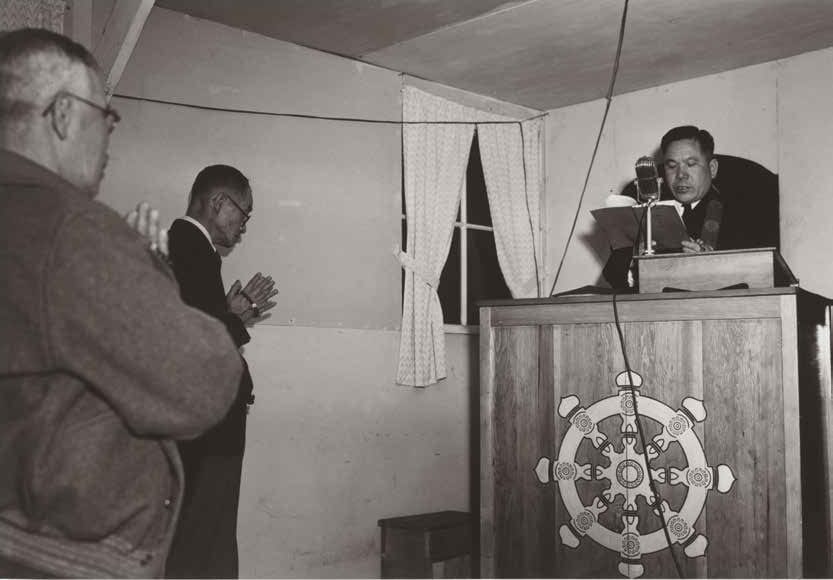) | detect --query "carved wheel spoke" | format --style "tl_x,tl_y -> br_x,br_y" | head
537,370 -> 736,578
